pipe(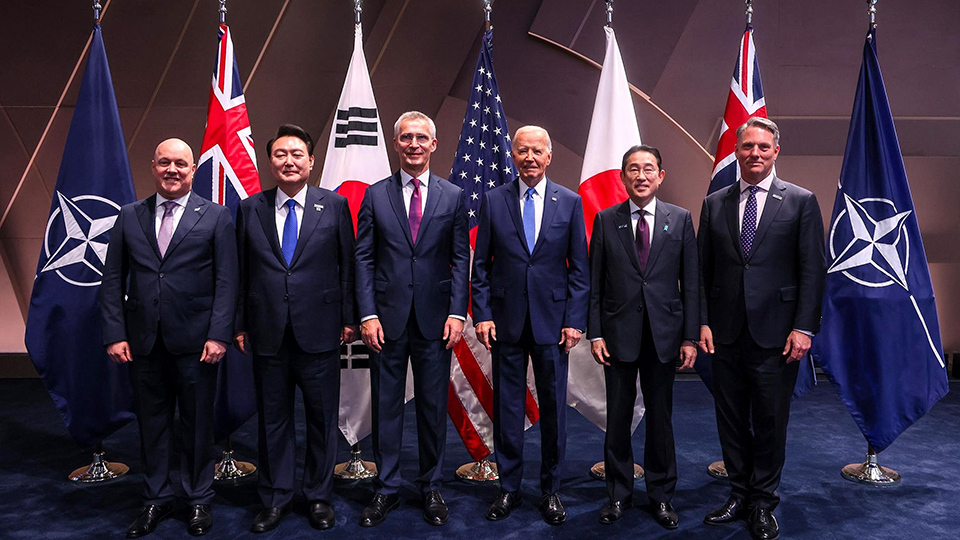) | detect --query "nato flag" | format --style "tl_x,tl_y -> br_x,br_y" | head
24,25 -> 137,448
812,28 -> 948,453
